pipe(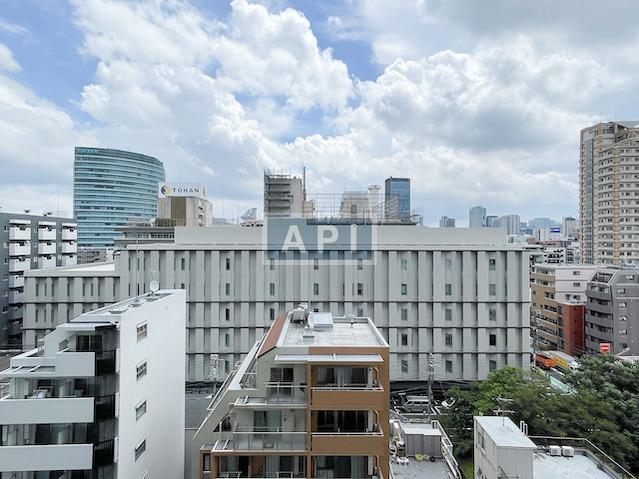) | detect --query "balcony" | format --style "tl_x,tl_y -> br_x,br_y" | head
234,383 -> 307,408
8,306 -> 23,321
37,256 -> 56,269
9,290 -> 24,304
38,242 -> 56,255
61,242 -> 77,253
9,258 -> 30,273
95,350 -> 116,375
93,439 -> 115,468
213,431 -> 307,452
0,397 -> 95,425
9,226 -> 31,241
38,228 -> 56,241
311,429 -> 385,455
94,395 -> 116,421
8,242 -> 30,256
0,443 -> 93,471
61,255 -> 78,267
311,384 -> 385,410
9,274 -> 24,288
61,229 -> 77,241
